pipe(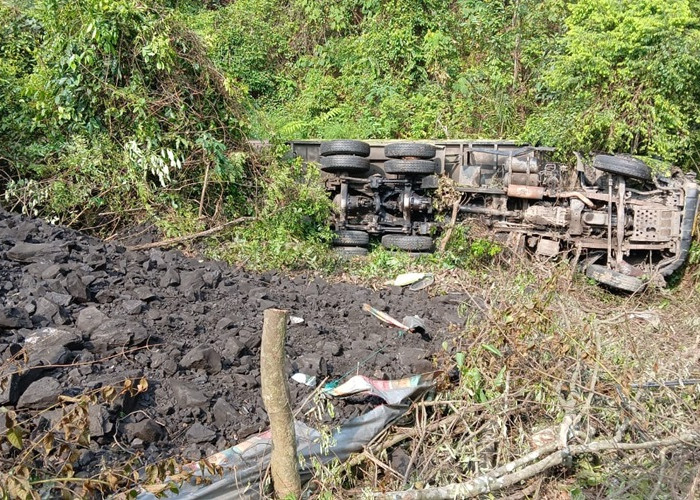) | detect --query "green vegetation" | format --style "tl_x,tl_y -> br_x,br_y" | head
2,0 -> 699,243
2,2 -> 699,496
1,0 -> 250,231
524,0 -> 700,164
206,153 -> 337,271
